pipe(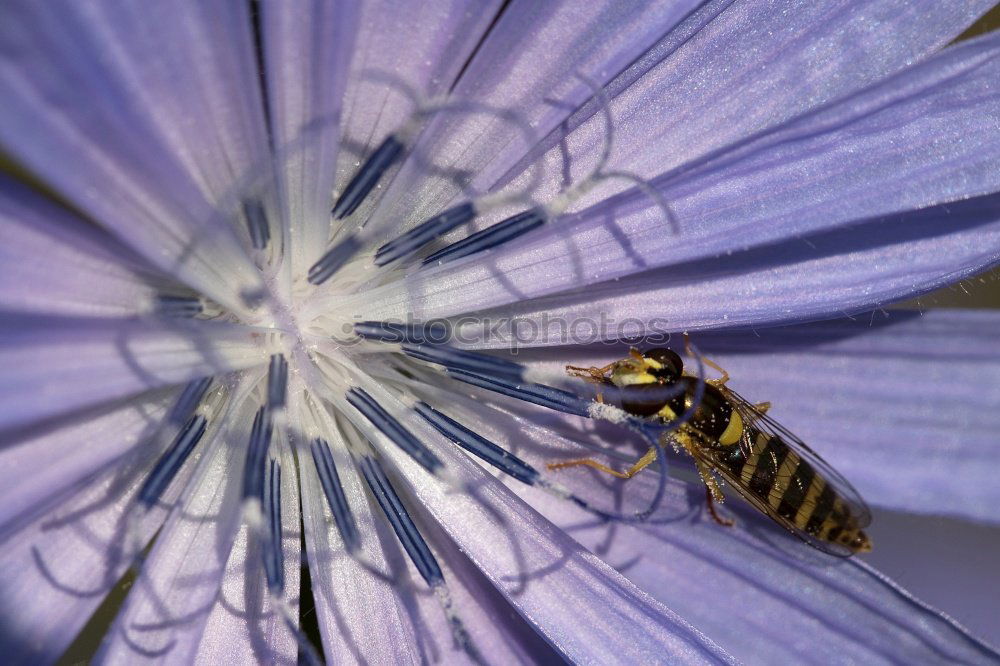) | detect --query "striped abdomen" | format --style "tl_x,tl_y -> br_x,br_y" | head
716,428 -> 870,552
